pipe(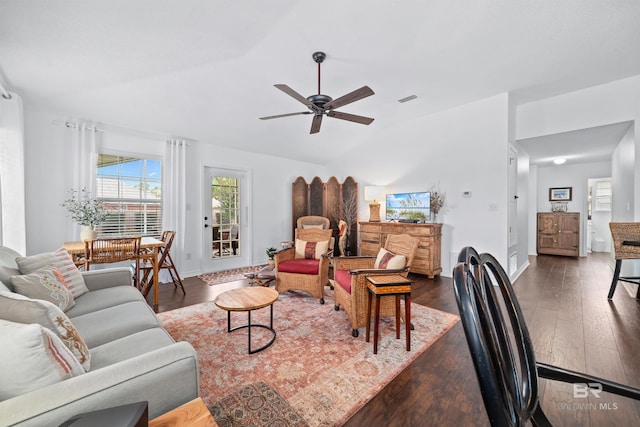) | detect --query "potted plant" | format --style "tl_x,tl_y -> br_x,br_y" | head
61,188 -> 108,241
266,247 -> 277,266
